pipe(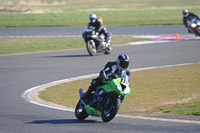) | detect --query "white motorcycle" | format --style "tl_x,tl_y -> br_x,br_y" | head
82,27 -> 112,56
187,18 -> 200,36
